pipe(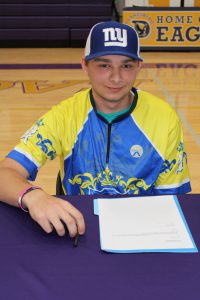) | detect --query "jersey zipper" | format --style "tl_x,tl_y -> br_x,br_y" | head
89,88 -> 139,166
106,123 -> 112,164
